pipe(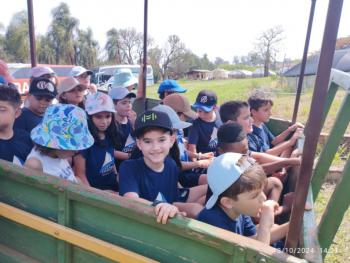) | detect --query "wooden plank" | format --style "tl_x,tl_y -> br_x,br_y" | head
0,202 -> 158,263
0,244 -> 41,263
58,191 -> 72,263
317,157 -> 350,258
312,93 -> 350,198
